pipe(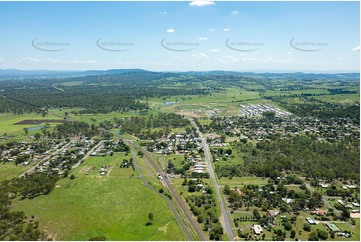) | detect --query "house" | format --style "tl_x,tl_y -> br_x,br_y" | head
268,210 -> 280,217
338,200 -> 346,207
351,202 -> 360,207
310,209 -> 325,216
306,217 -> 316,225
326,222 -> 340,233
282,198 -> 294,204
320,183 -> 329,188
253,225 -> 263,235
